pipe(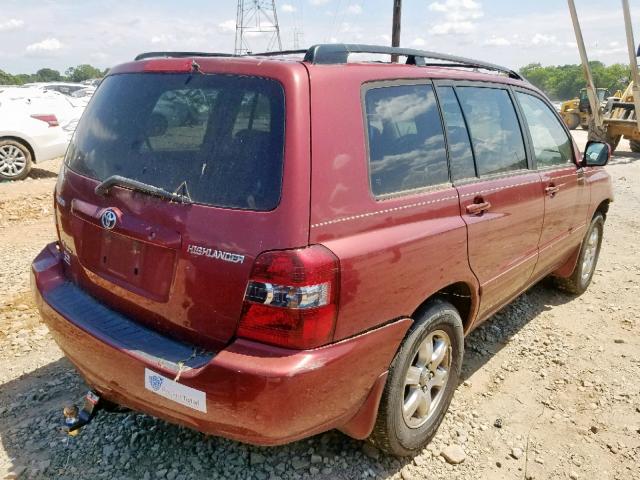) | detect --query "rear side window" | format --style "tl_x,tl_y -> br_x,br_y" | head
365,84 -> 448,197
456,87 -> 527,176
436,86 -> 476,181
66,73 -> 285,211
516,92 -> 573,168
